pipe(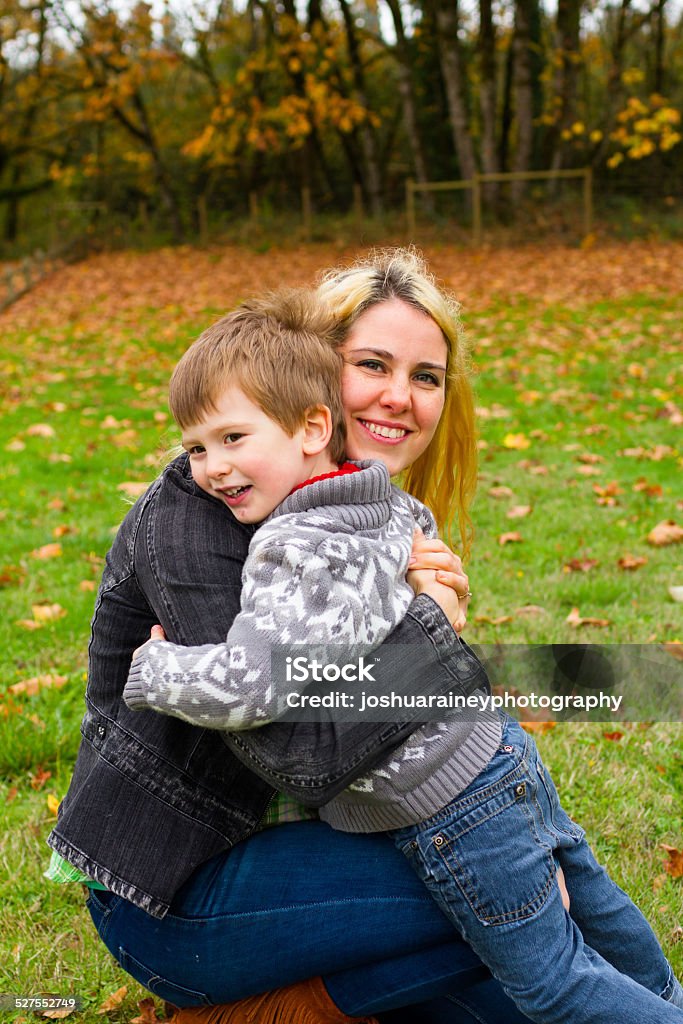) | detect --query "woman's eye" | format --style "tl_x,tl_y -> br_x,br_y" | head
357,359 -> 385,372
414,372 -> 441,387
